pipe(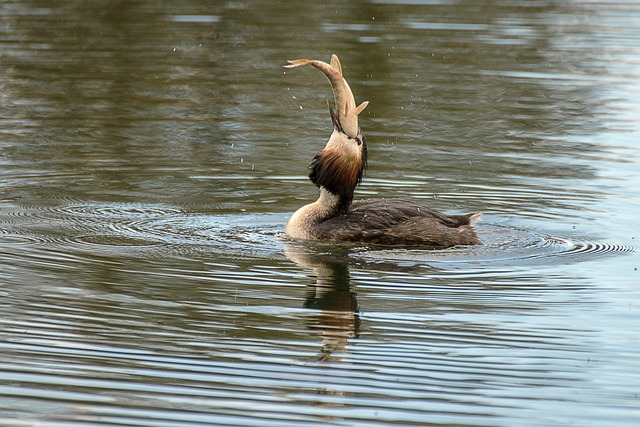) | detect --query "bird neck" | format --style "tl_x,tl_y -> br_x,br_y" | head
312,187 -> 352,219
285,187 -> 352,240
